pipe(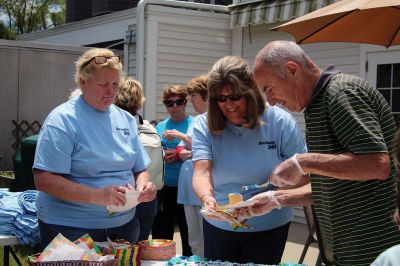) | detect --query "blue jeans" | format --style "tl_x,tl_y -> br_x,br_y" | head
39,216 -> 140,249
135,198 -> 157,242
